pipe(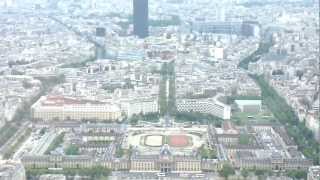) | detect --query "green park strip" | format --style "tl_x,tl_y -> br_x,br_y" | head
0,74 -> 65,157
237,37 -> 319,165
3,128 -> 32,159
158,61 -> 176,116
0,123 -> 18,147
238,42 -> 273,70
250,74 -> 320,164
